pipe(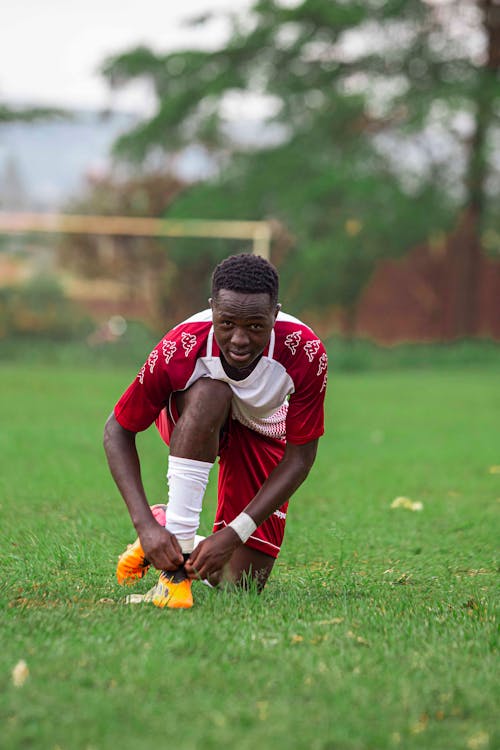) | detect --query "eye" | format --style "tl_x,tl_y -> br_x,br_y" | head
249,323 -> 264,331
